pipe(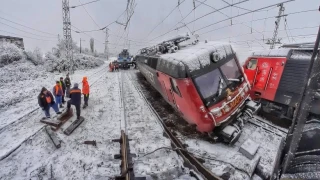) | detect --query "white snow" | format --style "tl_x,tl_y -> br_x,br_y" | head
179,121 -> 284,179
160,41 -> 234,71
